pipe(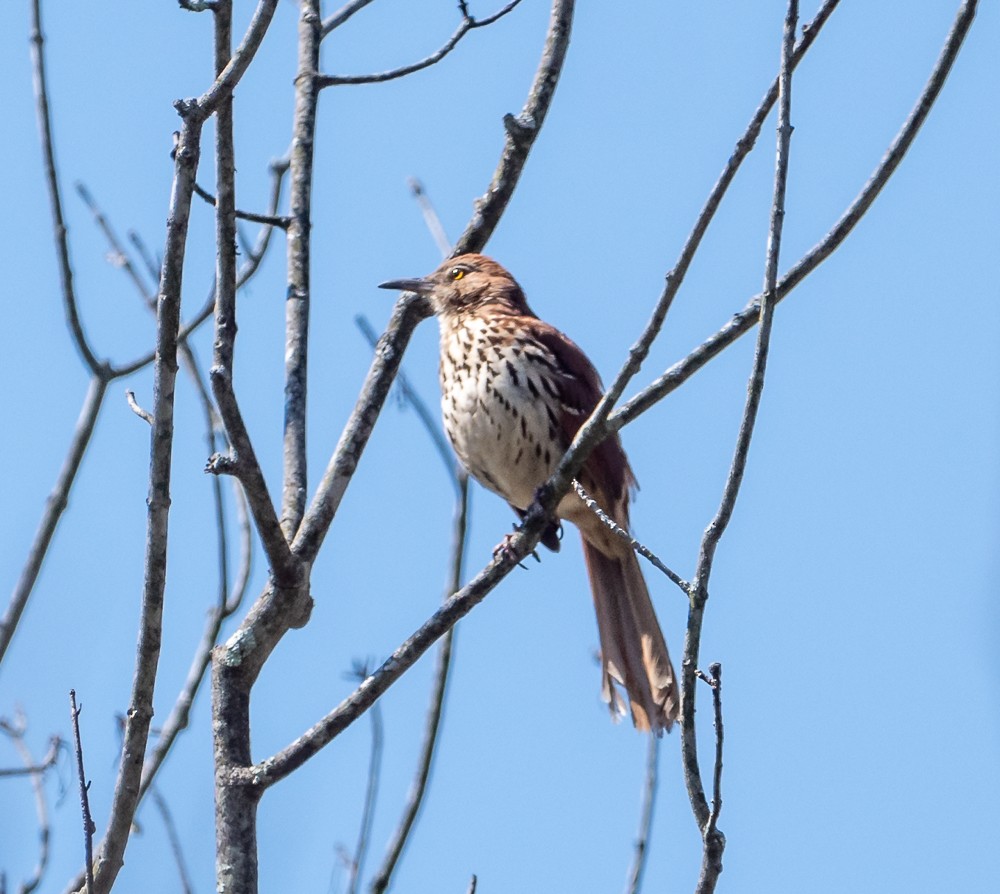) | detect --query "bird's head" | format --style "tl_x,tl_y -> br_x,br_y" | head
378,253 -> 530,318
